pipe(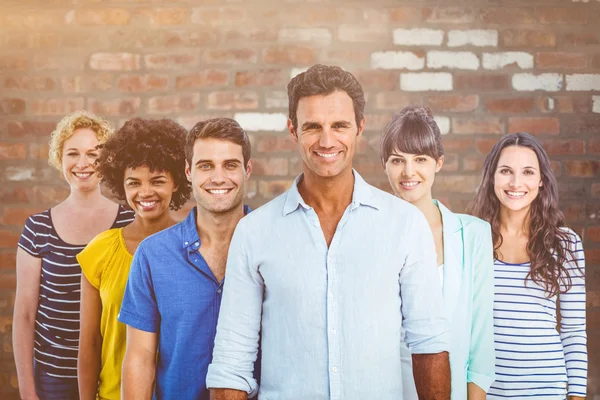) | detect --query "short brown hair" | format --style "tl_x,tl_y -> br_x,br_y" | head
186,118 -> 251,167
380,105 -> 444,167
287,64 -> 365,131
